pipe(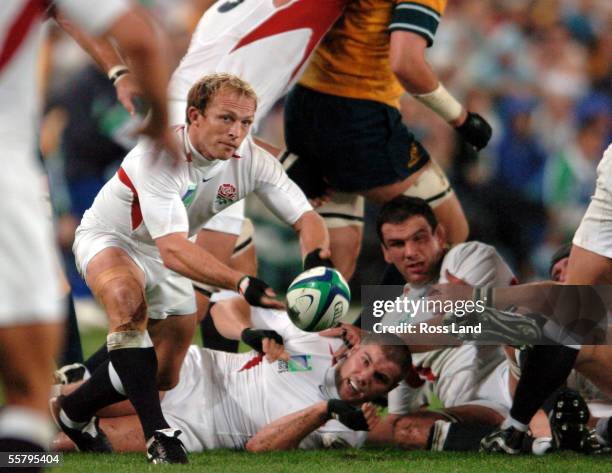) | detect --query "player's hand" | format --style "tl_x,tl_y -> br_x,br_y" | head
115,74 -> 143,116
238,276 -> 286,310
241,328 -> 289,362
426,283 -> 472,315
455,111 -> 492,151
309,188 -> 335,208
319,323 -> 364,361
303,248 -> 334,270
327,400 -> 371,431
